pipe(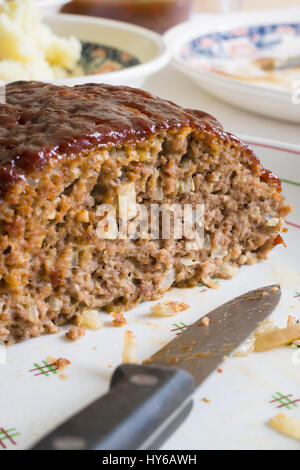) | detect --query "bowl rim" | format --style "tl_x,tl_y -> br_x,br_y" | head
45,13 -> 170,85
164,7 -> 300,98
